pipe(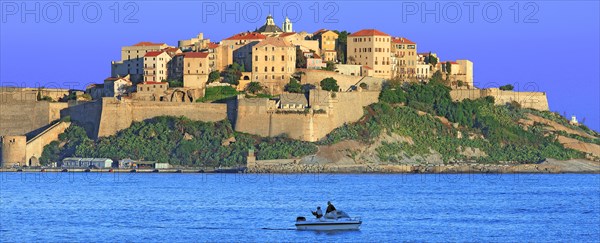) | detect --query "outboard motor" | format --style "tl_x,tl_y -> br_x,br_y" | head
296,217 -> 306,222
